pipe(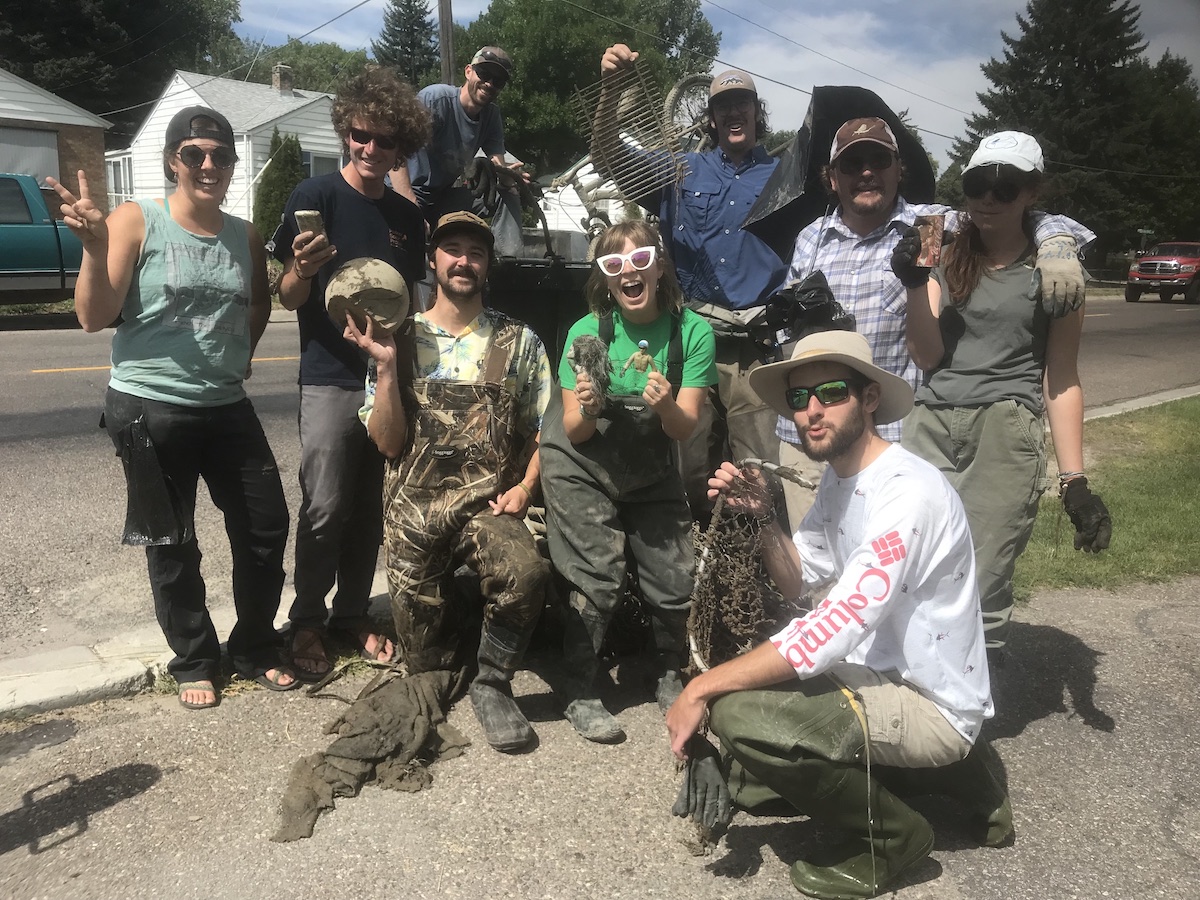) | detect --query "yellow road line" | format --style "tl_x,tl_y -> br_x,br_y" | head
31,355 -> 299,374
